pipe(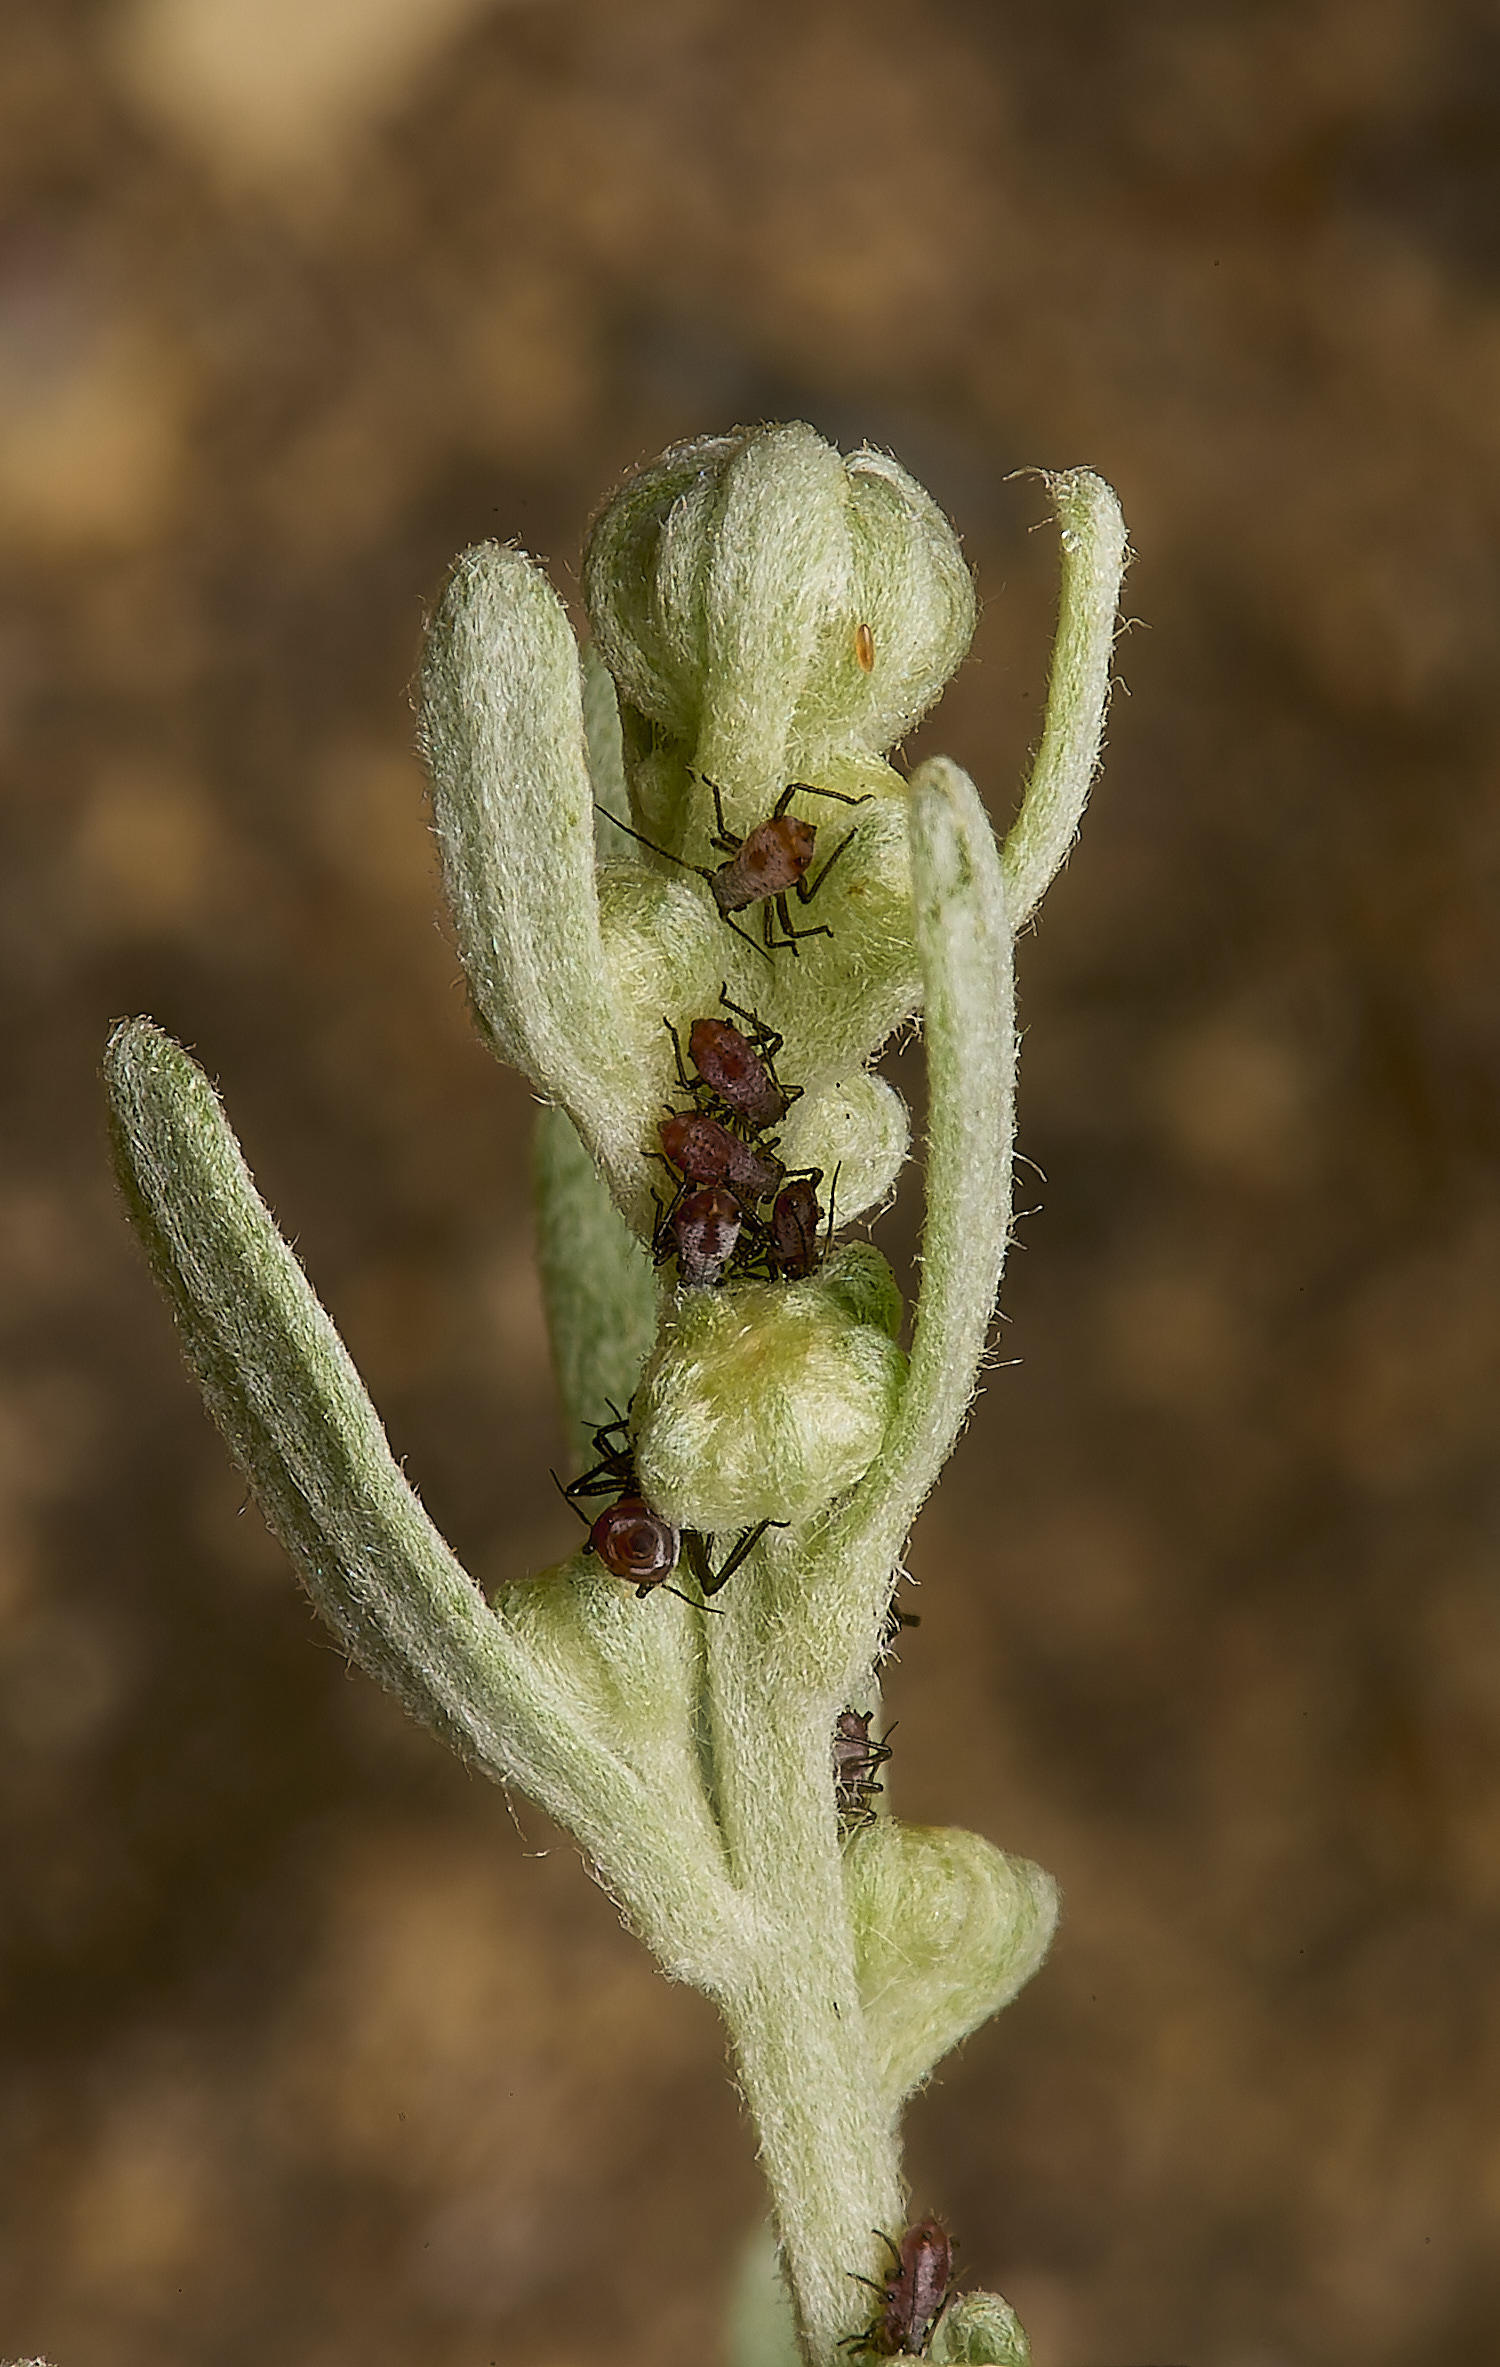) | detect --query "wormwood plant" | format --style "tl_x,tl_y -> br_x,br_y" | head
104,426 -> 1127,2367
